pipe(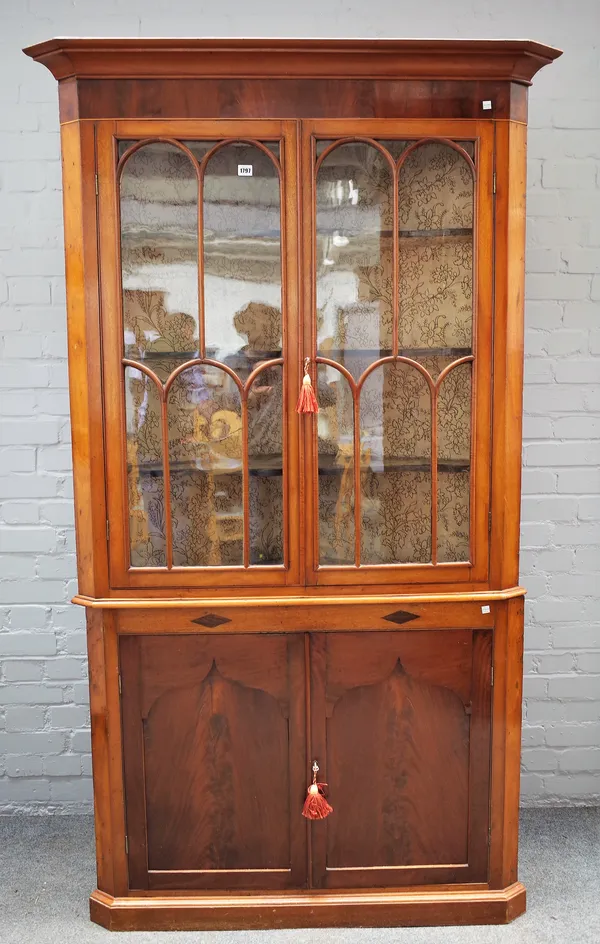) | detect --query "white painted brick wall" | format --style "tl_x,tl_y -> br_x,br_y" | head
0,0 -> 598,811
